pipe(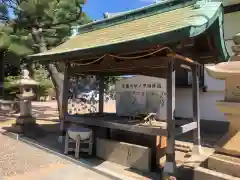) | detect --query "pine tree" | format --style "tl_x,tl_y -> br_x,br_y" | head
0,2 -> 34,97
0,0 -> 91,112
0,0 -> 118,117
